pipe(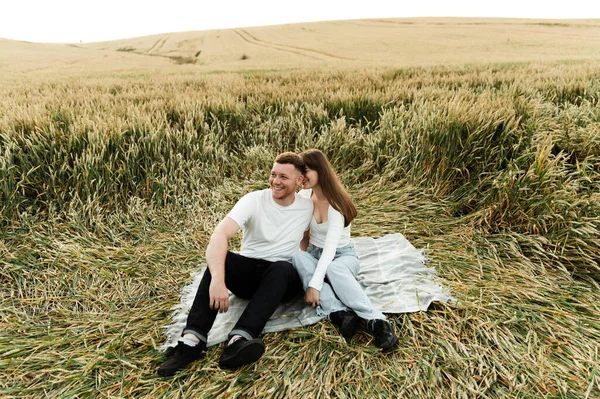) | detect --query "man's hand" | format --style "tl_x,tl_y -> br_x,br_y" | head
209,280 -> 230,313
305,287 -> 320,308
